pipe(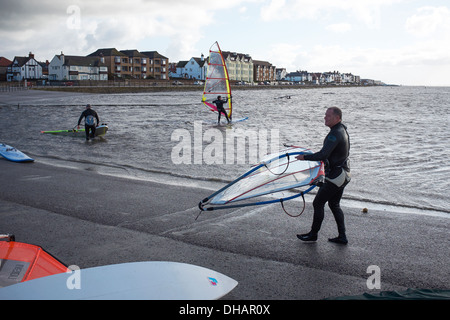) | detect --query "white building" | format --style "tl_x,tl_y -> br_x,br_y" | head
6,52 -> 43,82
48,53 -> 108,81
174,55 -> 208,80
